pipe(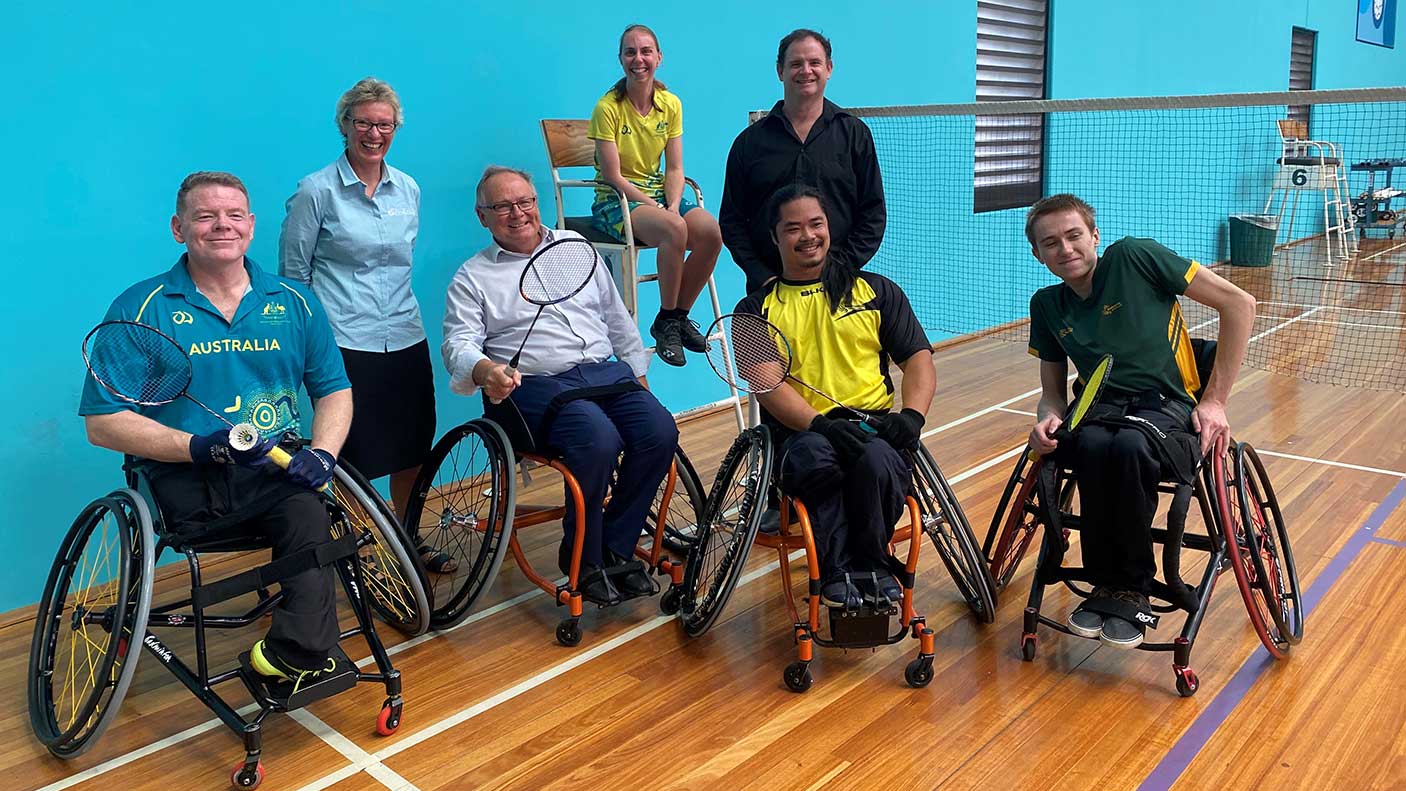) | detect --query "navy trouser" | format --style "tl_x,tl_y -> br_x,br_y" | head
778,430 -> 911,581
485,360 -> 678,568
148,464 -> 339,670
1063,402 -> 1196,595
